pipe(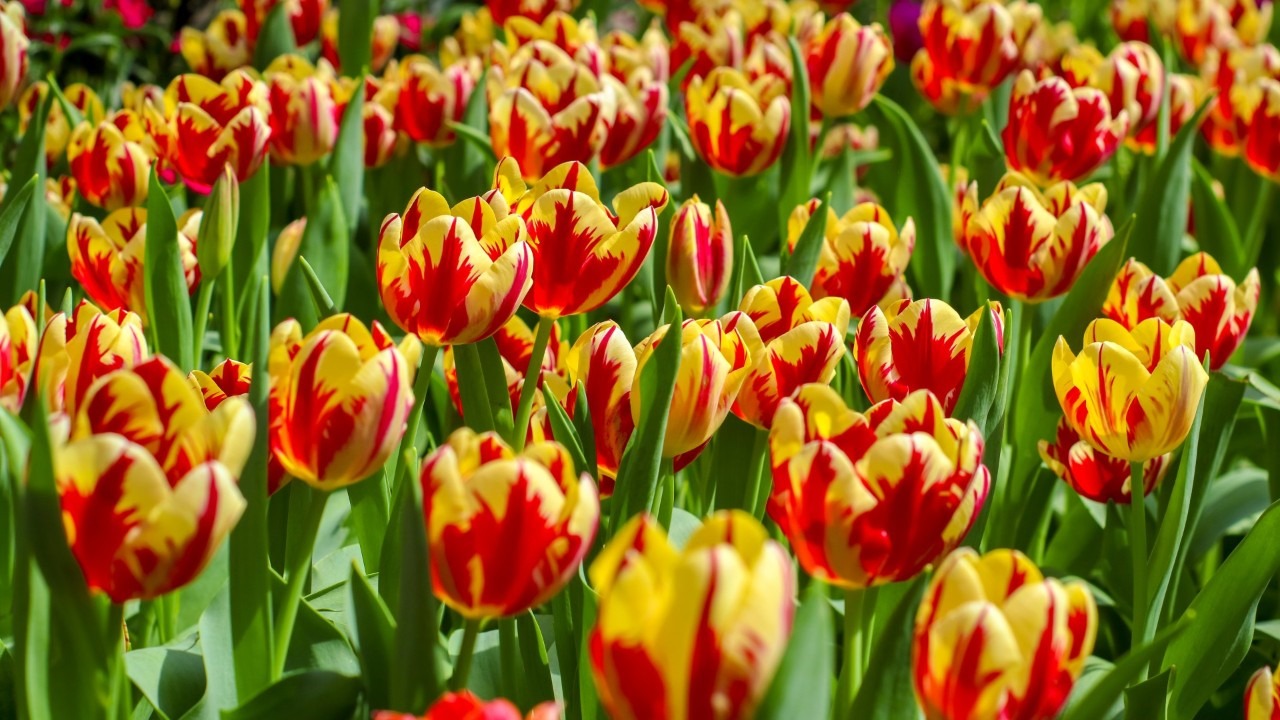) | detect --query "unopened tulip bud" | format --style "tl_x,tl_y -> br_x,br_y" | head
198,166 -> 239,278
